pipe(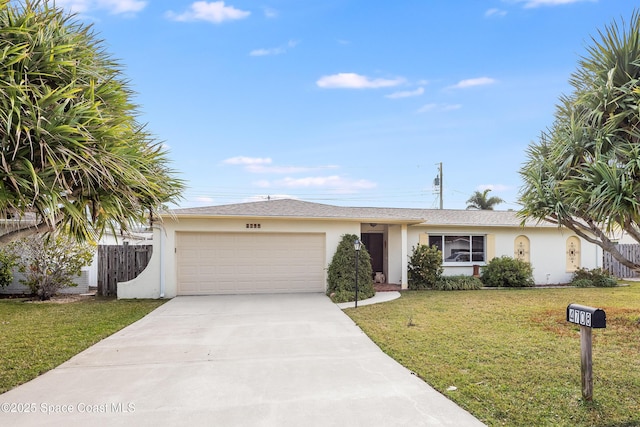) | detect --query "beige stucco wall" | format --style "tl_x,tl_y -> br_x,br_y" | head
408,225 -> 601,285
118,217 -> 360,299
